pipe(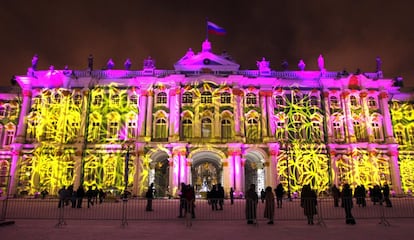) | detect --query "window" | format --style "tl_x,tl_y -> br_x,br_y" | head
91,121 -> 101,141
246,118 -> 259,140
154,118 -> 167,139
353,120 -> 366,141
394,128 -> 404,144
201,92 -> 212,104
127,120 -> 137,139
27,119 -> 38,139
276,121 -> 286,140
292,115 -> 303,139
111,94 -> 120,105
156,92 -> 167,104
182,119 -> 193,138
333,121 -> 343,141
201,118 -> 212,138
350,95 -> 358,107
275,96 -> 284,106
45,122 -> 56,141
0,161 -> 9,186
221,119 -> 232,139
8,106 -> 17,118
108,121 -> 119,139
53,93 -> 61,103
310,96 -> 318,107
246,93 -> 257,105
129,95 -> 138,106
4,128 -> 14,145
0,106 -> 5,118
311,120 -> 322,141
182,92 -> 193,104
372,122 -> 382,141
220,92 -> 231,104
407,126 -> 414,145
73,94 -> 82,105
93,95 -> 103,105
368,97 -> 377,108
293,95 -> 301,105
330,96 -> 339,108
